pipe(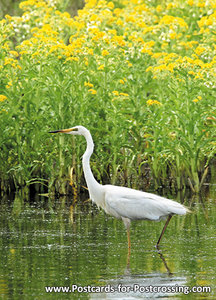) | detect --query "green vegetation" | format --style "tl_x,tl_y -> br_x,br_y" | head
0,0 -> 215,195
